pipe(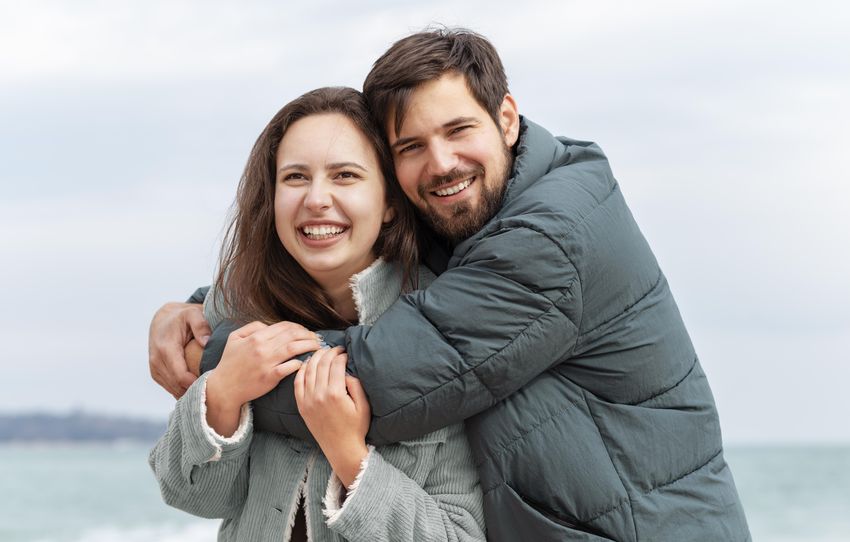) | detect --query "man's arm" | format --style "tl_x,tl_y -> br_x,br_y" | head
247,226 -> 581,445
347,227 -> 581,444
